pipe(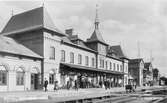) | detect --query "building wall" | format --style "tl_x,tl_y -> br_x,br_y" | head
0,54 -> 41,91
43,31 -> 62,90
60,44 -> 96,68
129,61 -> 144,86
105,57 -> 123,72
123,59 -> 128,86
